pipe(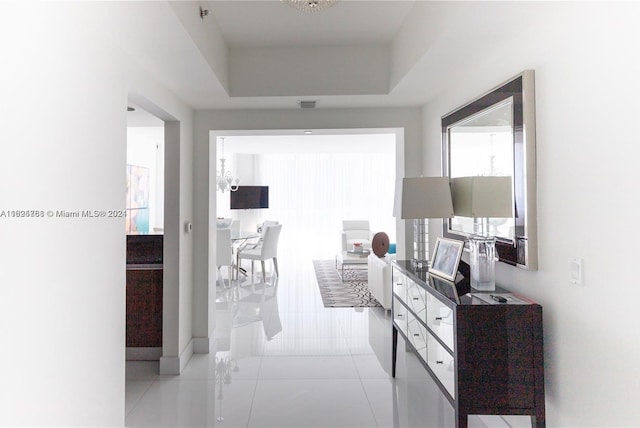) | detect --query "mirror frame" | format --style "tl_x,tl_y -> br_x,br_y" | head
442,70 -> 537,270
